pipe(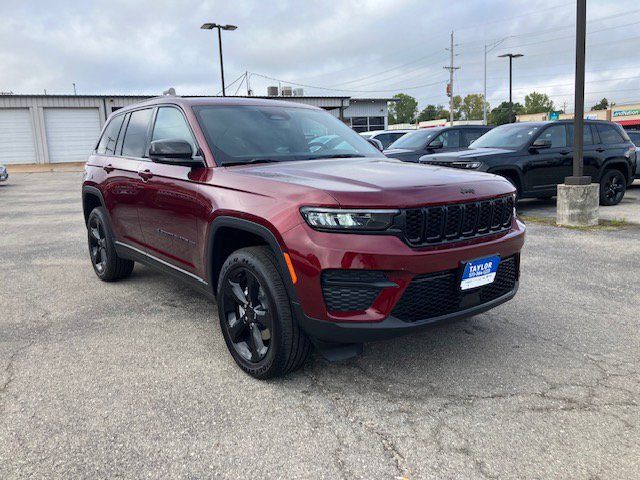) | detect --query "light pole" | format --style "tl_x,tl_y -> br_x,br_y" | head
483,37 -> 512,125
498,53 -> 523,123
201,23 -> 237,96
